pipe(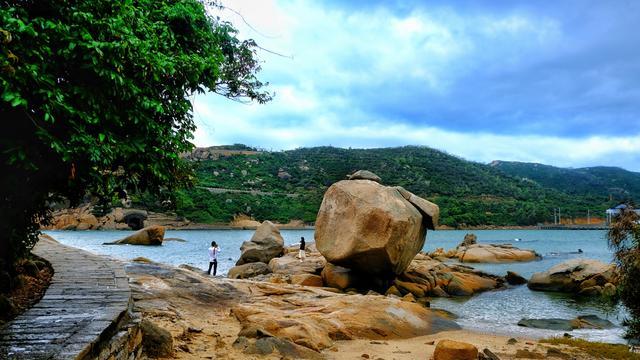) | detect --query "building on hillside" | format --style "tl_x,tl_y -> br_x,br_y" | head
606,204 -> 640,224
